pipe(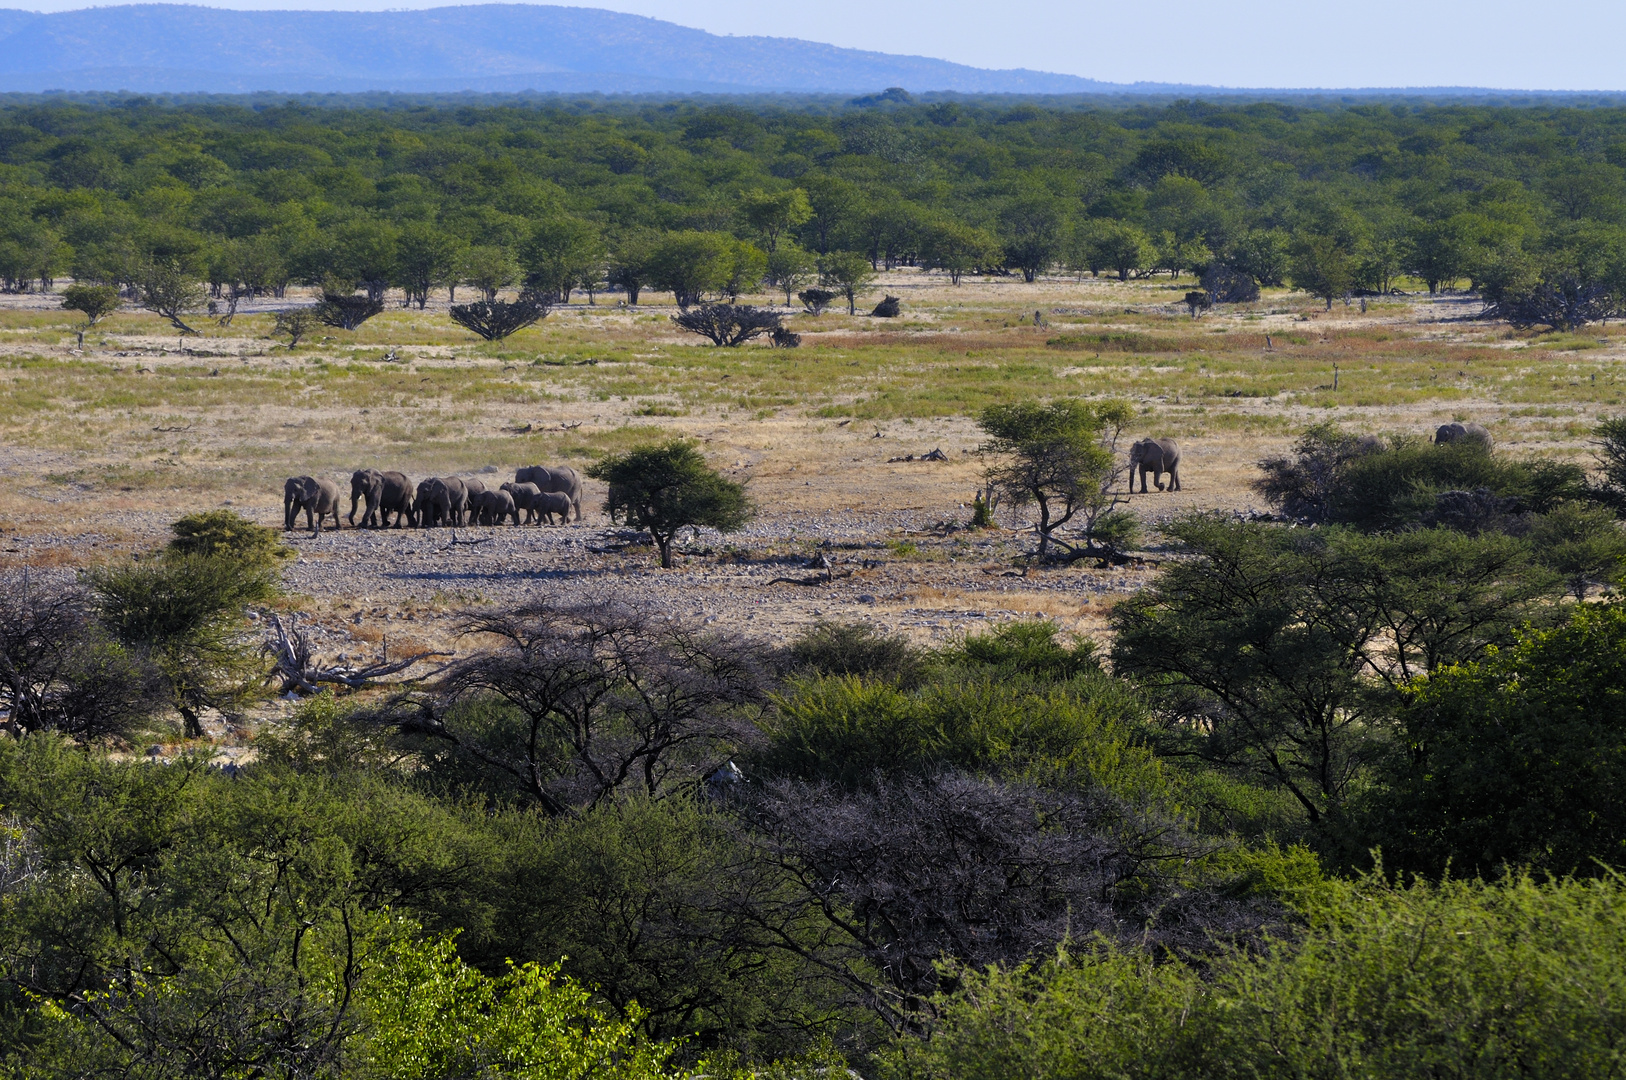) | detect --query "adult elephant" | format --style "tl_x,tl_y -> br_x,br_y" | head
1434,422 -> 1493,451
416,477 -> 453,528
284,476 -> 342,534
350,469 -> 416,528
439,476 -> 470,526
1128,438 -> 1182,493
515,465 -> 584,522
